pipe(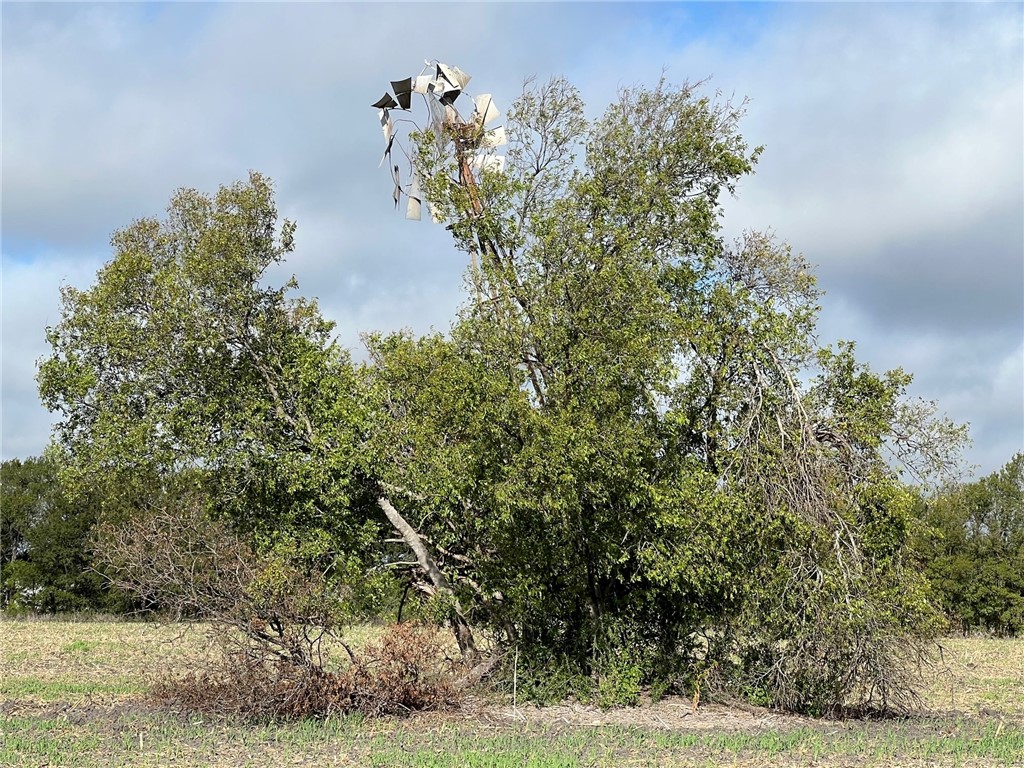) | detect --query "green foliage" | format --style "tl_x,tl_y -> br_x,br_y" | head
914,453 -> 1024,636
592,644 -> 645,709
403,75 -> 961,713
